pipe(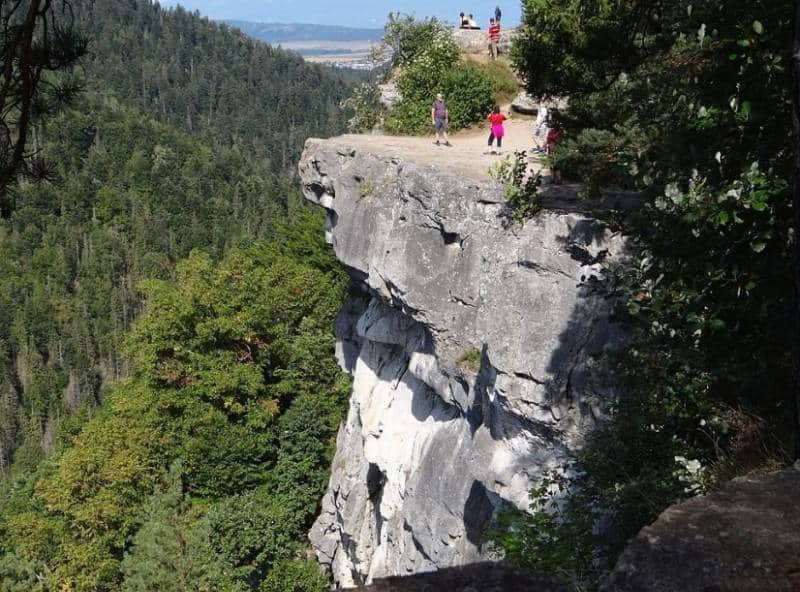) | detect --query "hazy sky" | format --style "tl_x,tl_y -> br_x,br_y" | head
158,0 -> 521,29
